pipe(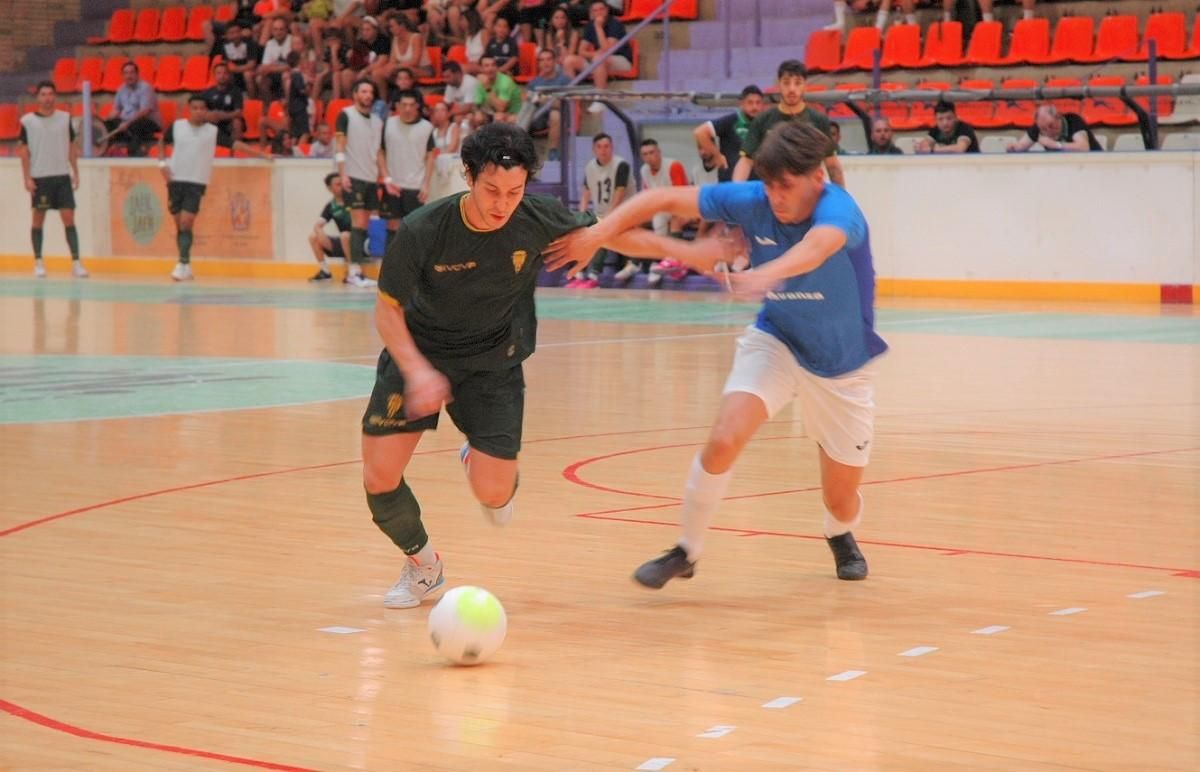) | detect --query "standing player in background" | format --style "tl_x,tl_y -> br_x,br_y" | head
361,122 -> 731,609
547,122 -> 885,586
159,94 -> 271,281
308,172 -> 353,282
381,90 -> 435,251
568,132 -> 630,287
733,61 -> 843,188
19,81 -> 86,278
623,138 -> 688,286
693,85 -> 765,181
336,79 -> 386,287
